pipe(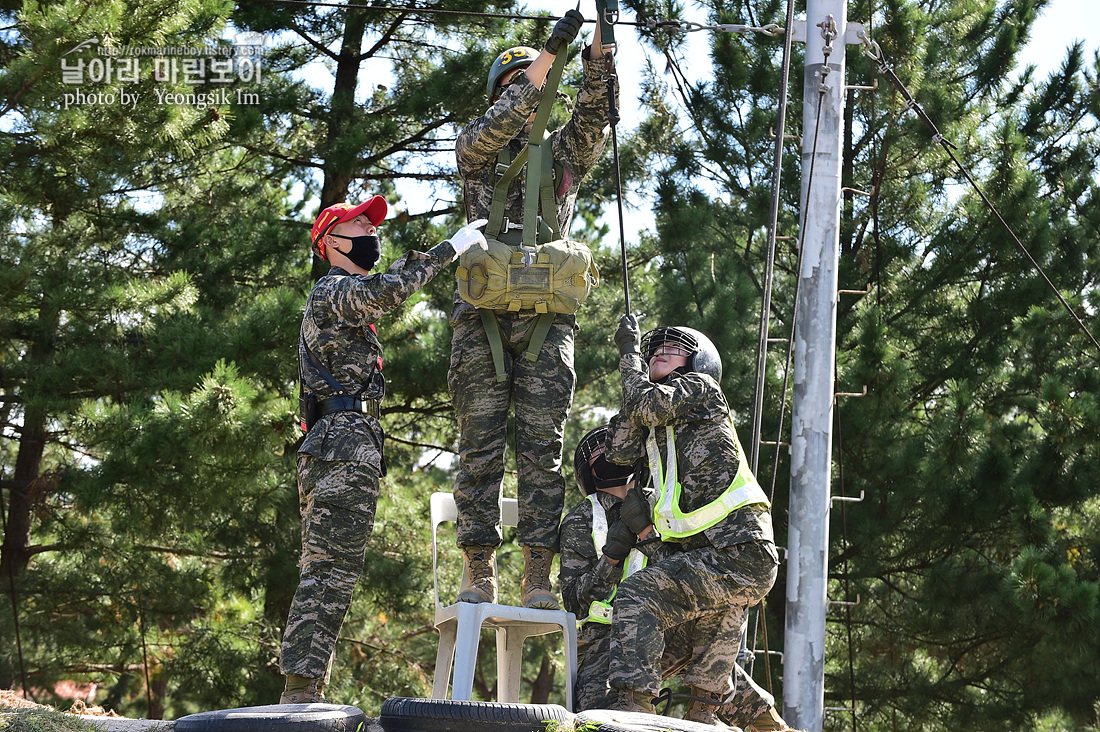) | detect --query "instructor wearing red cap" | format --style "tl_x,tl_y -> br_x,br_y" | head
280,197 -> 487,703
